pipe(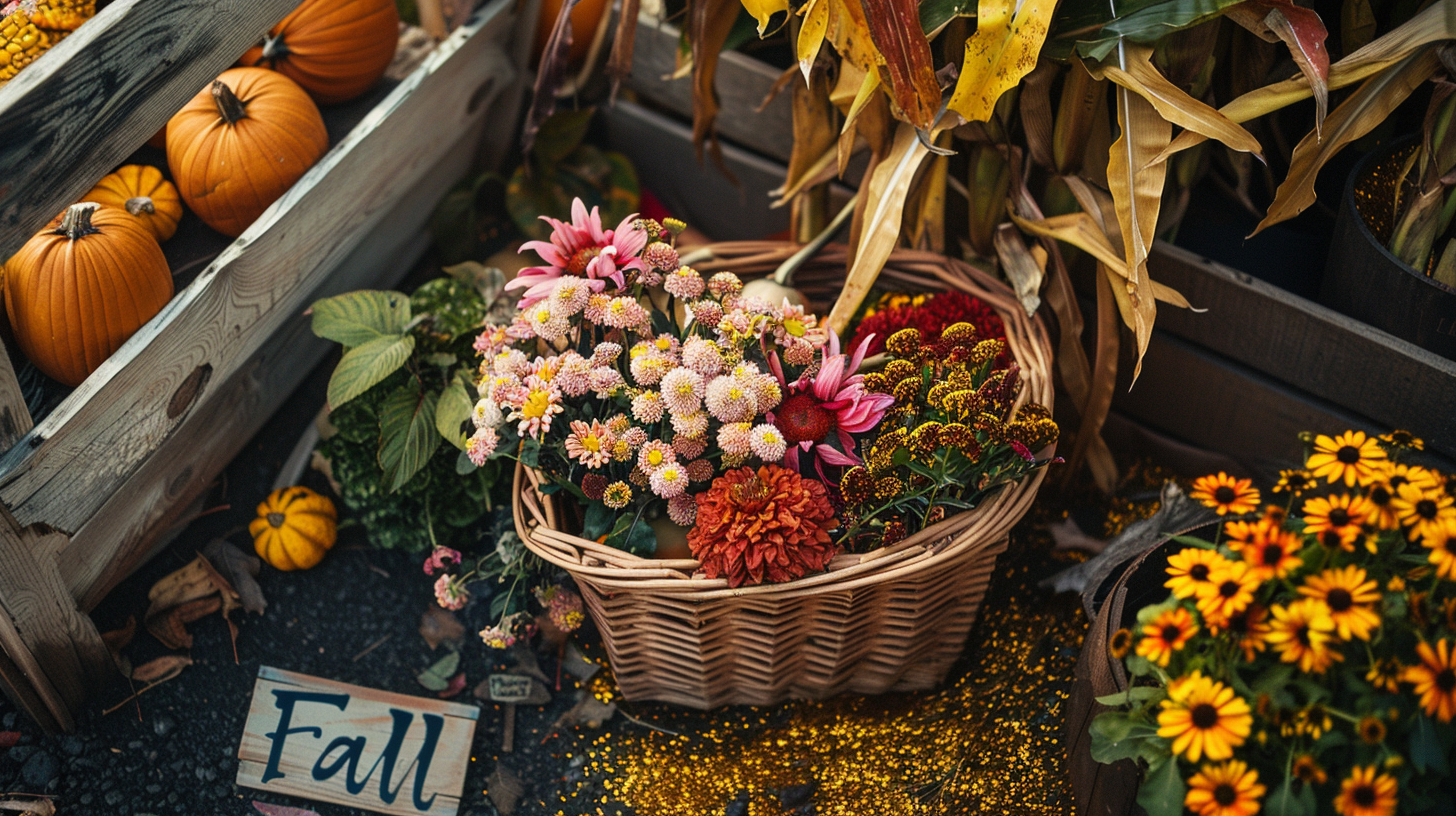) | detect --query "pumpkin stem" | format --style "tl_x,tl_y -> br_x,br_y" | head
260,33 -> 289,62
266,512 -> 286,528
54,203 -> 101,240
212,81 -> 249,125
124,196 -> 155,216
